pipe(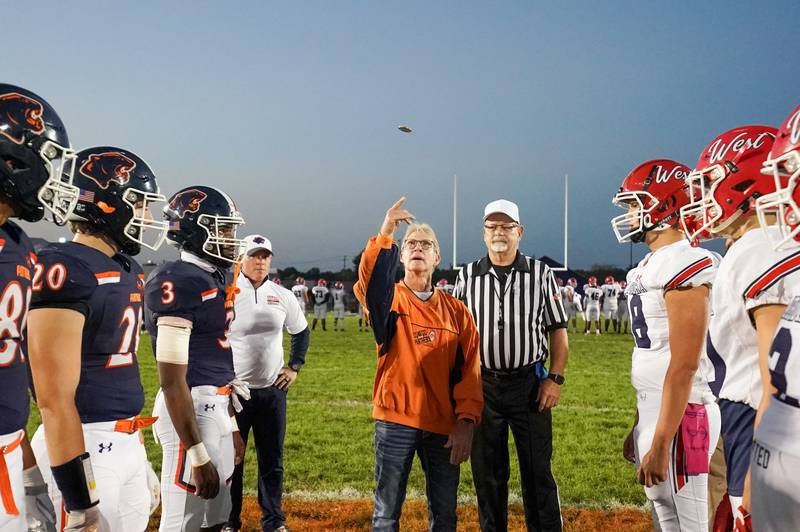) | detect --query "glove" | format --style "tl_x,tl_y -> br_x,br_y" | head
228,378 -> 251,412
712,493 -> 733,532
64,506 -> 105,532
23,465 -> 56,532
734,505 -> 752,532
145,461 -> 161,515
